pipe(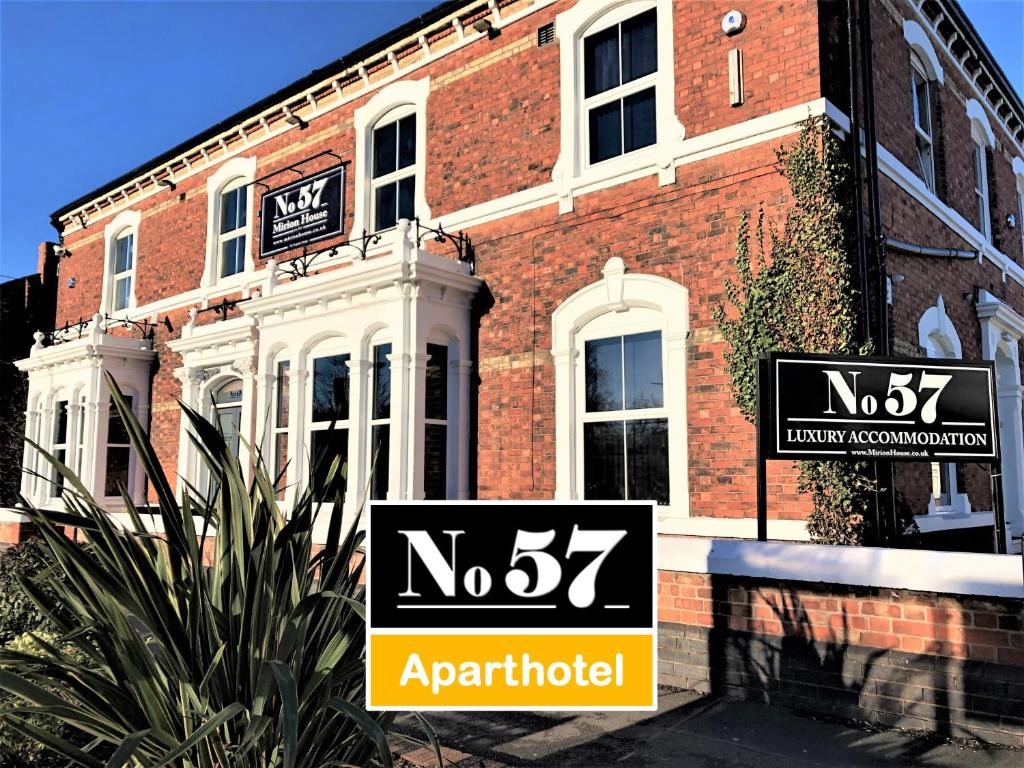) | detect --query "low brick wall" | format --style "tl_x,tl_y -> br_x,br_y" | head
656,541 -> 1024,747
